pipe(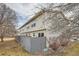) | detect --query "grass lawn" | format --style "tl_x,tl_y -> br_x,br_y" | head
0,39 -> 31,56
